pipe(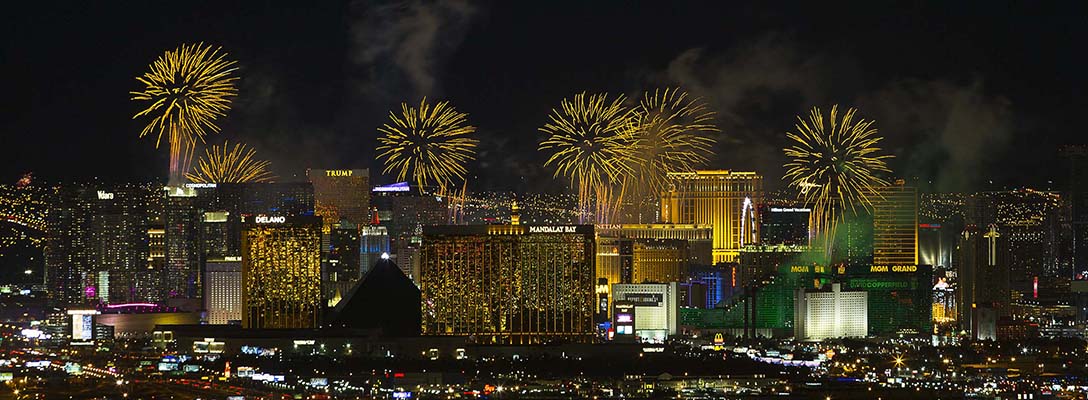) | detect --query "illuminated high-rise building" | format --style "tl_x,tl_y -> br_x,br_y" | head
138,225 -> 165,303
839,214 -> 874,267
164,185 -> 202,302
307,169 -> 371,228
872,183 -> 919,266
842,264 -> 933,336
420,225 -> 595,344
204,258 -> 242,325
631,239 -> 689,284
325,220 -> 361,305
660,170 -> 762,263
688,264 -> 731,308
758,205 -> 810,247
794,283 -> 867,341
596,223 -> 713,265
596,237 -> 689,316
359,225 -> 390,276
201,211 -> 231,259
45,183 -> 160,305
372,182 -> 448,279
595,237 -> 689,285
240,215 -> 322,329
176,182 -> 315,309
595,237 -> 633,292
